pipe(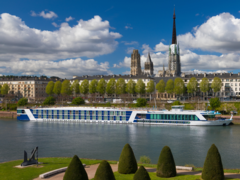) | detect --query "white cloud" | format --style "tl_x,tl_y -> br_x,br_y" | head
0,13 -> 122,61
125,25 -> 133,29
51,22 -> 59,27
155,42 -> 168,52
126,47 -> 135,54
161,39 -> 165,42
178,13 -> 240,53
196,13 -> 199,16
39,10 -> 58,19
65,16 -> 74,22
0,58 -> 111,78
31,10 -> 58,19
